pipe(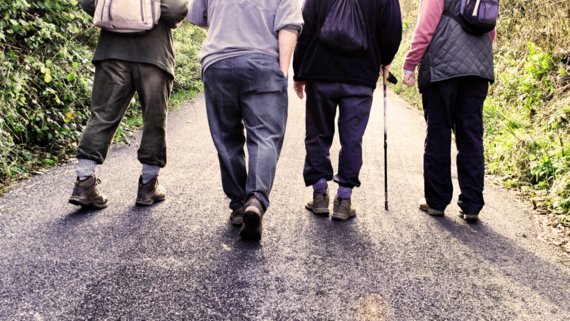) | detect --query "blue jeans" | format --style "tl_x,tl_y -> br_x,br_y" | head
203,54 -> 288,210
421,76 -> 488,215
303,81 -> 374,188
